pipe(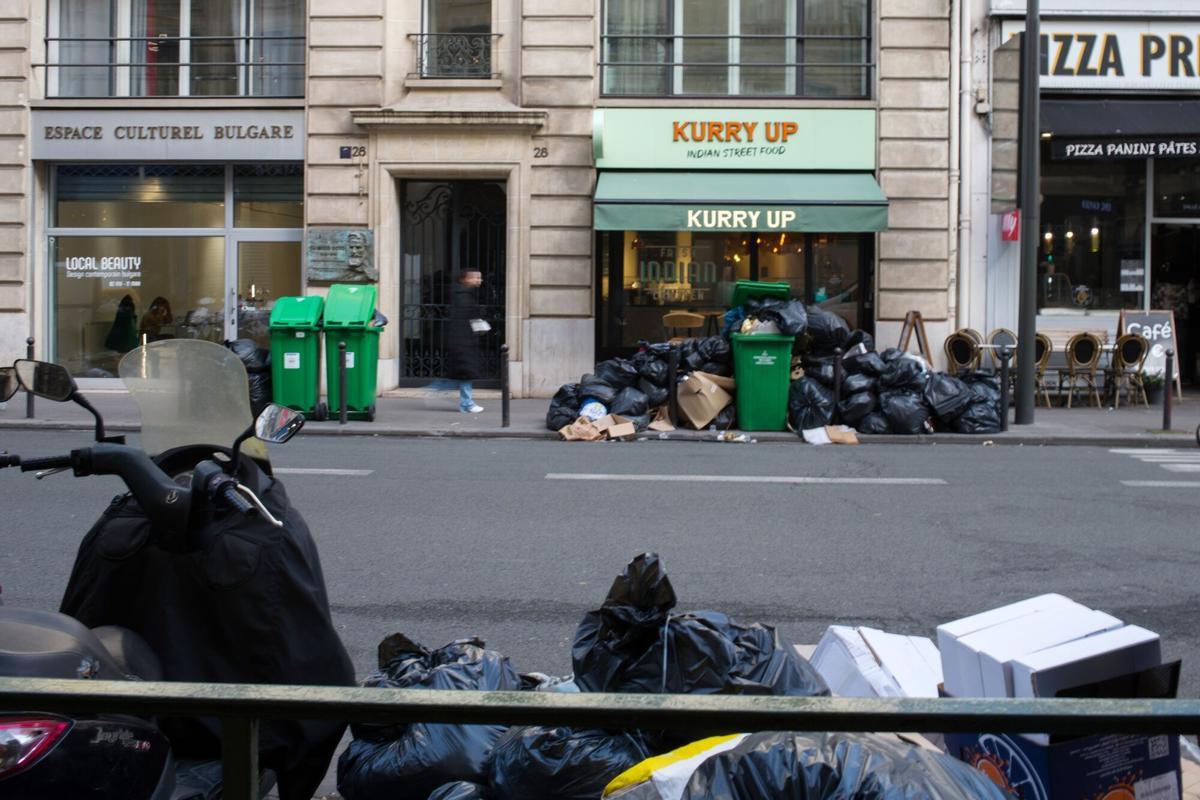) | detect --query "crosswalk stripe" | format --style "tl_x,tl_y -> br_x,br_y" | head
1122,480 -> 1200,487
1161,464 -> 1200,472
1109,447 -> 1200,479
